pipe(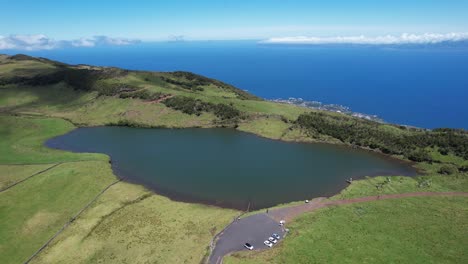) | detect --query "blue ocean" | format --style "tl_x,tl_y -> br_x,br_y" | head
13,41 -> 468,129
